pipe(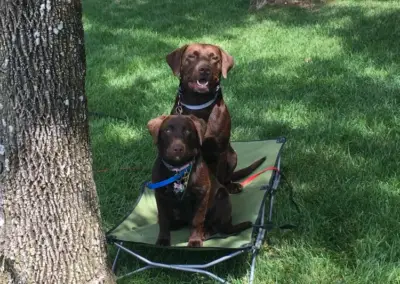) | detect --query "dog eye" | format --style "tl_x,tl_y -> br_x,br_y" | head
184,129 -> 191,135
212,56 -> 219,61
164,128 -> 172,134
187,54 -> 196,59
